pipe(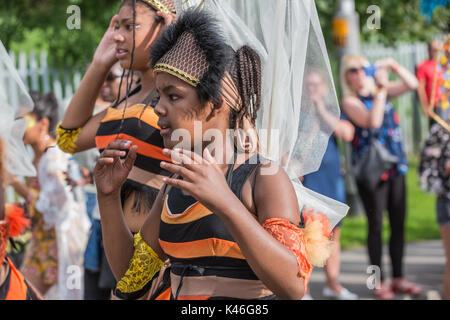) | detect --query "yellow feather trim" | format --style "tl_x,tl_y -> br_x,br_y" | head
303,217 -> 333,267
